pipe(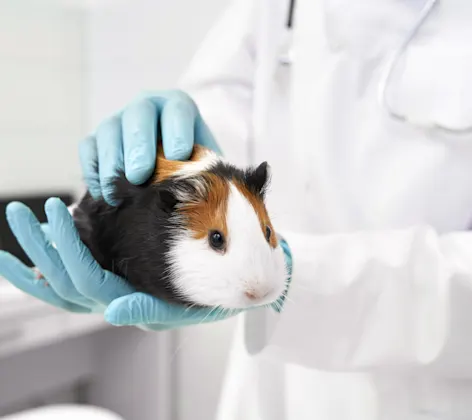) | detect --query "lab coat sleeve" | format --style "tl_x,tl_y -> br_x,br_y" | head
178,0 -> 257,165
256,226 -> 472,376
